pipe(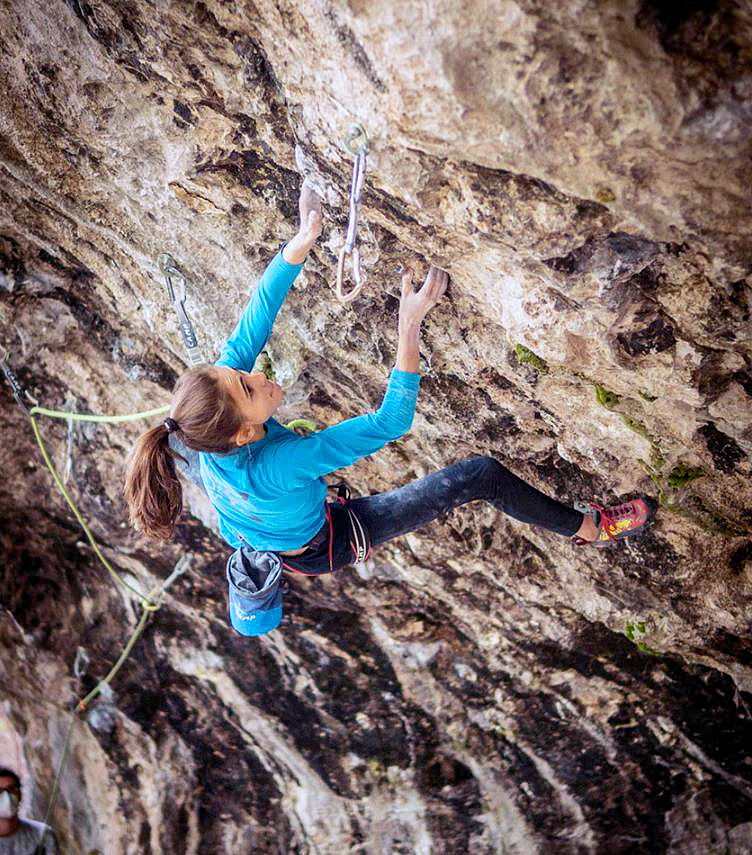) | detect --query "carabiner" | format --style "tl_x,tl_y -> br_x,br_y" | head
335,125 -> 368,303
336,245 -> 363,303
343,123 -> 368,157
